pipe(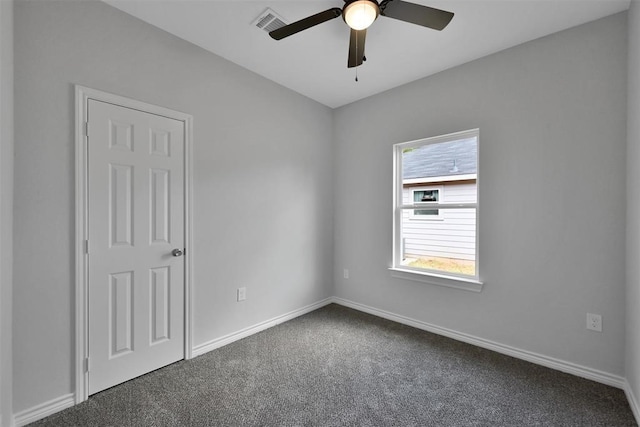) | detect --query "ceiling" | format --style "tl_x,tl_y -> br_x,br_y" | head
103,0 -> 631,108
